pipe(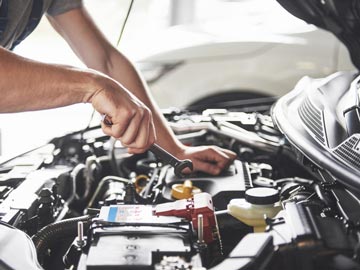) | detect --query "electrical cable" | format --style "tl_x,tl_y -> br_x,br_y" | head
116,0 -> 135,47
32,215 -> 93,263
